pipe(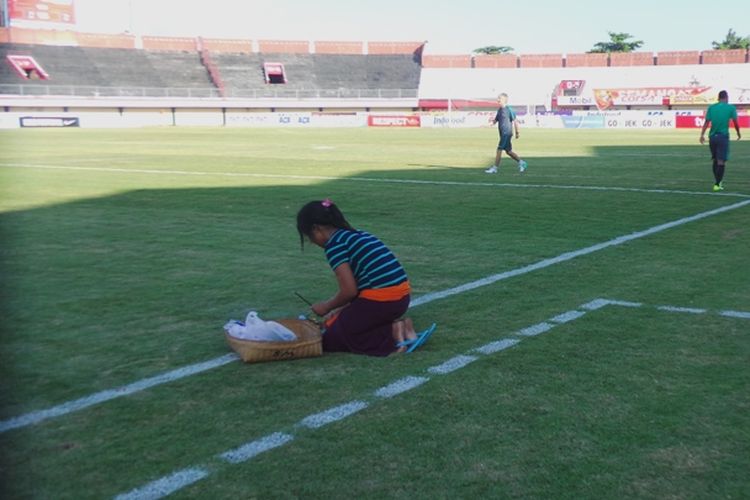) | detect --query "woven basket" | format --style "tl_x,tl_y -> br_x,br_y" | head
225,318 -> 323,363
